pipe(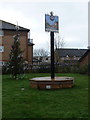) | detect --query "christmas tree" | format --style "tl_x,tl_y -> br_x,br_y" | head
8,31 -> 25,79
